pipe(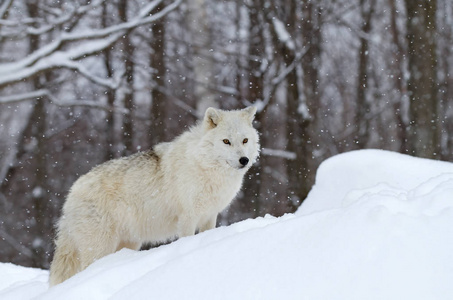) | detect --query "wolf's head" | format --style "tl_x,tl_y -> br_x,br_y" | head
199,106 -> 260,171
